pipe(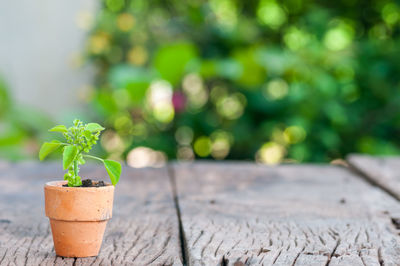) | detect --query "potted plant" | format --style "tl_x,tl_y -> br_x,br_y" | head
39,119 -> 121,257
